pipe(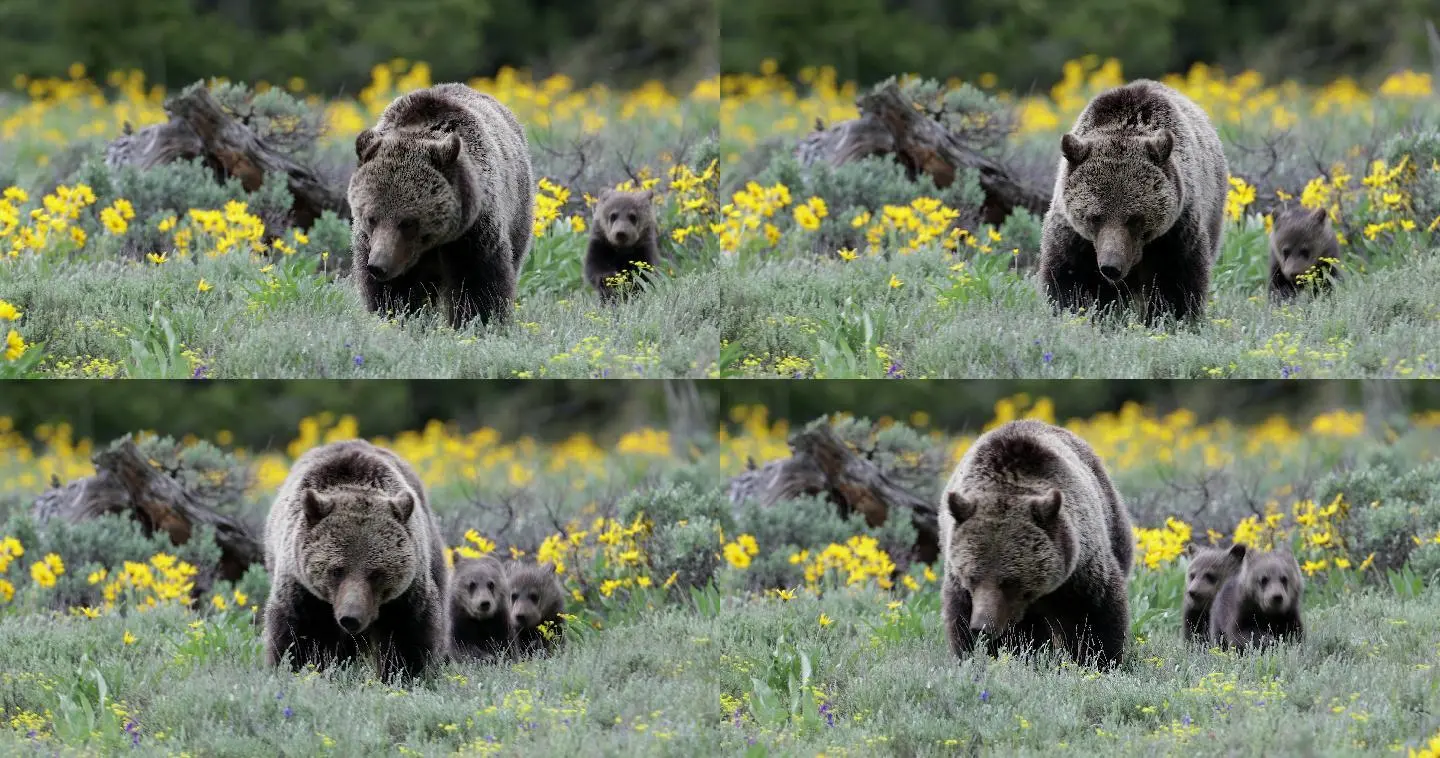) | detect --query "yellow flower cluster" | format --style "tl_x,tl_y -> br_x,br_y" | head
664,159 -> 721,245
533,178 -> 582,238
28,553 -> 64,589
721,533 -> 759,569
88,553 -> 200,612
787,535 -> 897,593
1133,518 -> 1192,570
533,515 -> 659,602
0,535 -> 23,603
1,184 -> 95,256
449,529 -> 498,564
719,181 -> 792,252
0,298 -> 26,364
1226,493 -> 1372,576
849,198 -> 974,256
